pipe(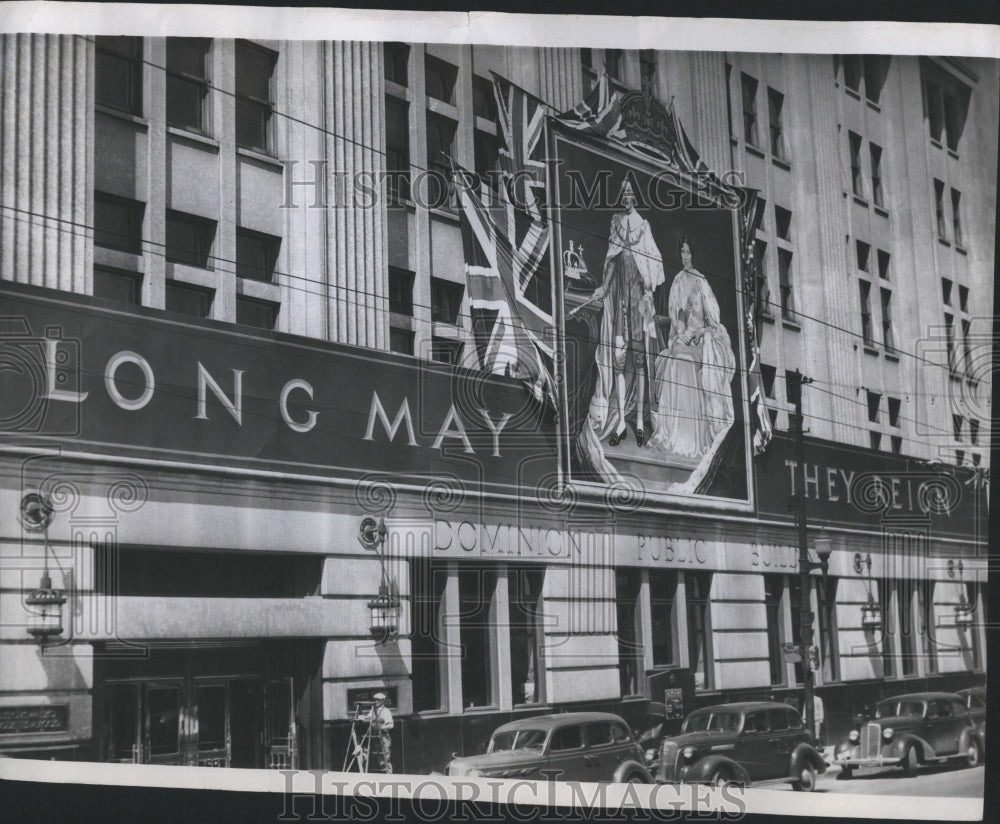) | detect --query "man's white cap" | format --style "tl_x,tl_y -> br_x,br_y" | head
373,692 -> 386,700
